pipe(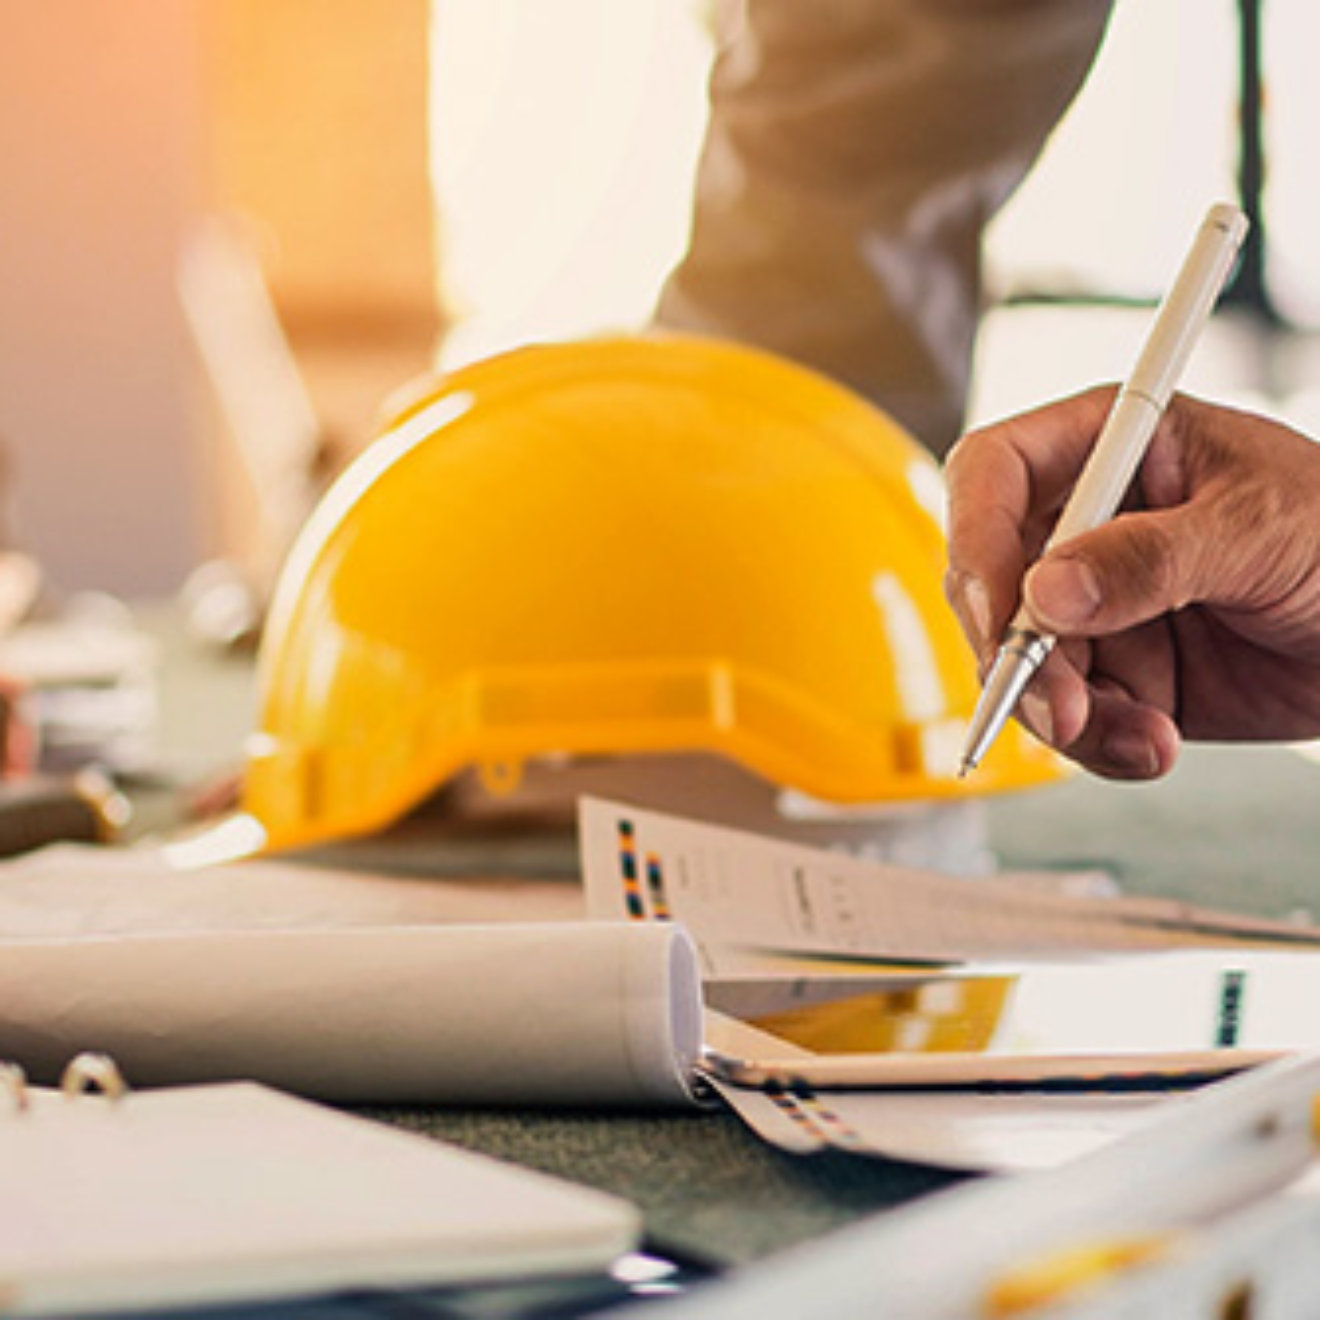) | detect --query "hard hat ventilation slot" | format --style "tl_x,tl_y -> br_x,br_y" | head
480,759 -> 524,796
